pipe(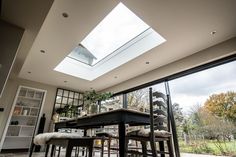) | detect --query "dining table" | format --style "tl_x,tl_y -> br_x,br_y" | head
54,108 -> 150,157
